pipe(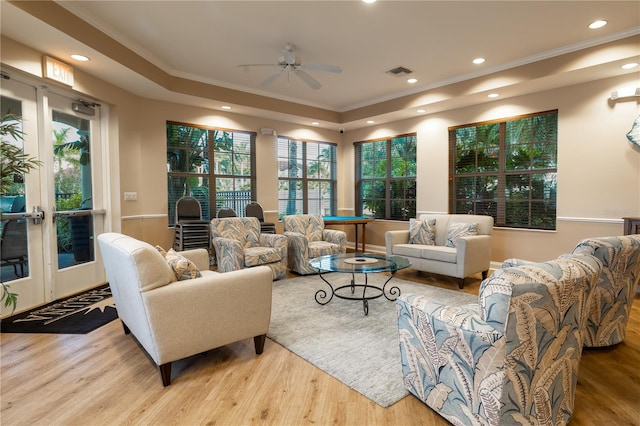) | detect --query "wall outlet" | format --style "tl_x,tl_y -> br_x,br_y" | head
124,191 -> 137,201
